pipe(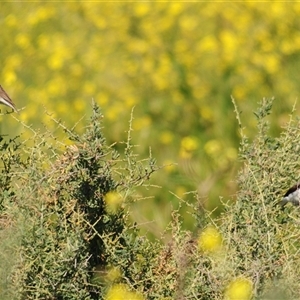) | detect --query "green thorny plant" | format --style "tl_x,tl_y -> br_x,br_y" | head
0,134 -> 24,300
172,98 -> 300,300
7,103 -> 157,299
213,97 -> 300,299
0,135 -> 23,213
4,98 -> 300,300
